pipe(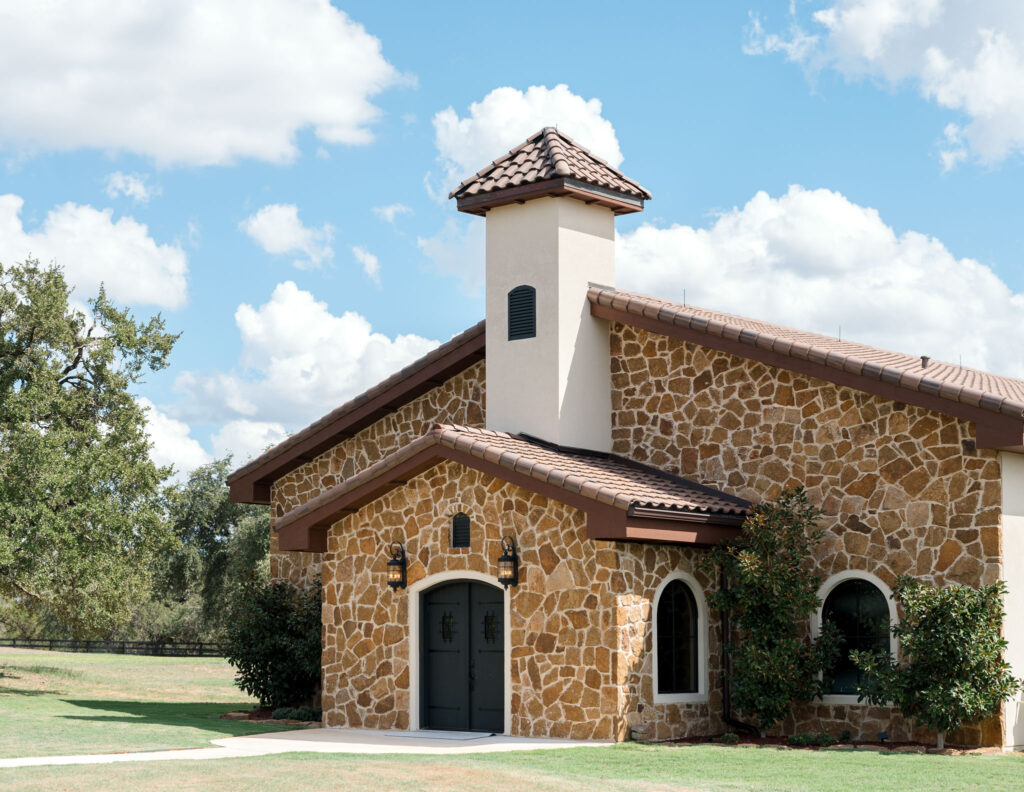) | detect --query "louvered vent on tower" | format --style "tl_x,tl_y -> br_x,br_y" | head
507,285 -> 536,340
